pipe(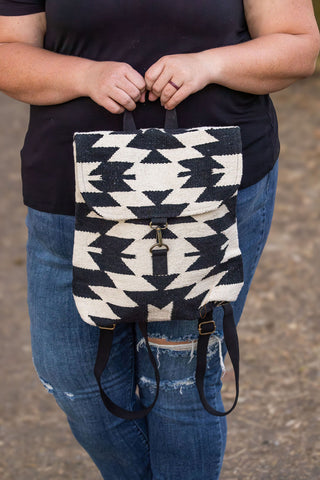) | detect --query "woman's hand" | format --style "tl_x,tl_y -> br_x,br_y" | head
83,61 -> 146,114
144,53 -> 211,110
144,0 -> 320,105
0,13 -> 148,110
